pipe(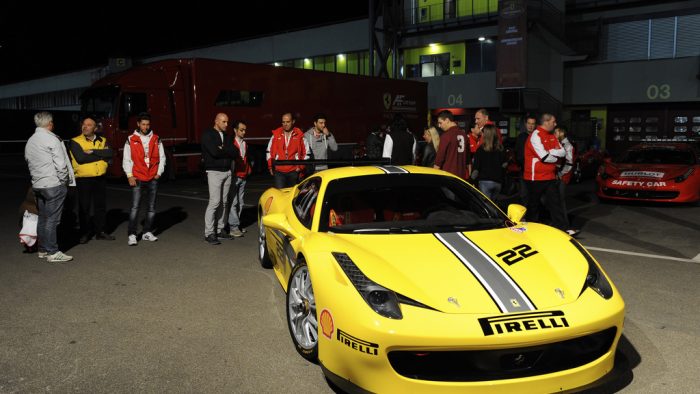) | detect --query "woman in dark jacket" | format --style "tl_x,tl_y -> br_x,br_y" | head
471,124 -> 507,201
421,126 -> 440,167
